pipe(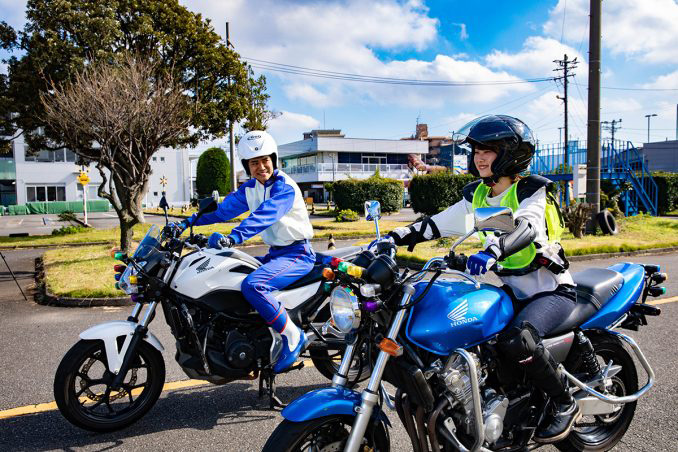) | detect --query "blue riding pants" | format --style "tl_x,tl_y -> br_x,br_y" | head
241,241 -> 316,333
